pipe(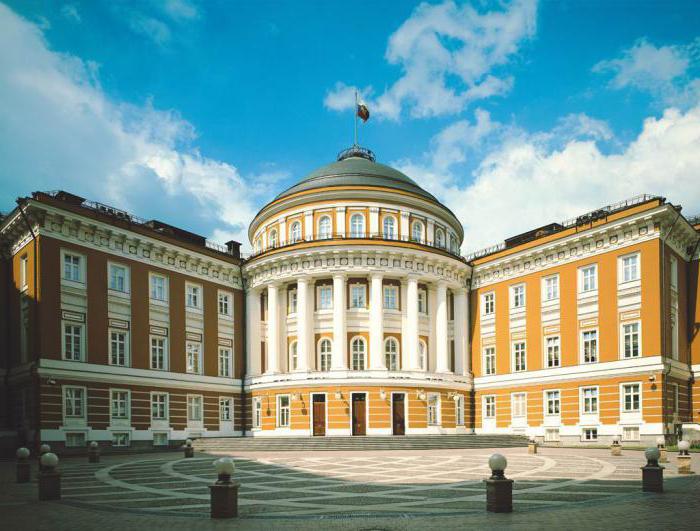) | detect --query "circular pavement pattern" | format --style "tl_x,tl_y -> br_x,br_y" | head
57,451 -> 685,519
